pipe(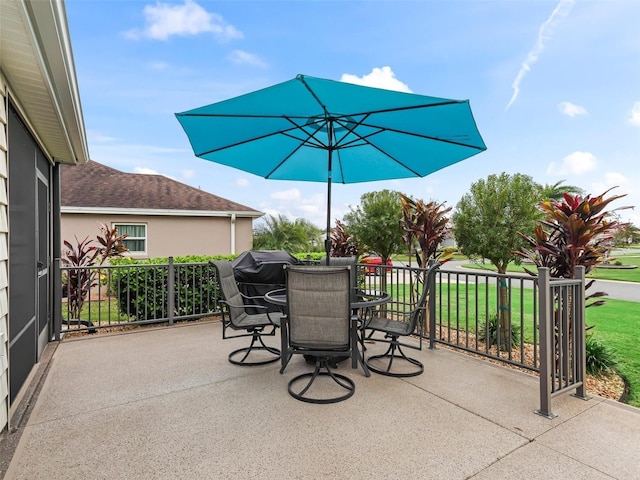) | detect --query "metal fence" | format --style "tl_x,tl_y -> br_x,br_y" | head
57,258 -> 220,338
431,266 -> 541,370
56,258 -> 585,415
536,266 -> 587,418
